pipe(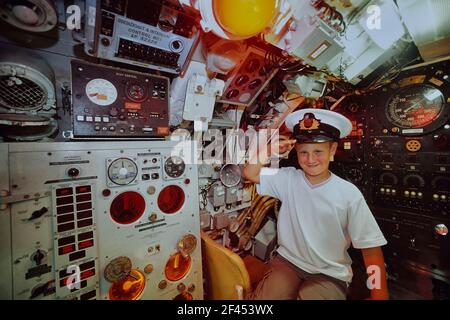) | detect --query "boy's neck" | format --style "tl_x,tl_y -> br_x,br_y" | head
304,170 -> 331,185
